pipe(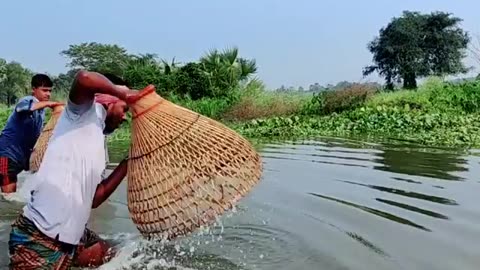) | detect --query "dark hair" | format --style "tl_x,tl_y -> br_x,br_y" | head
31,74 -> 53,88
101,73 -> 130,87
